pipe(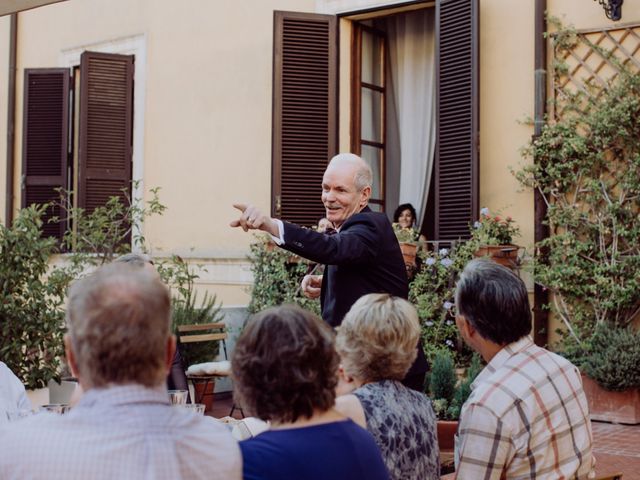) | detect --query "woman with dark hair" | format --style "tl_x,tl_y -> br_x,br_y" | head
232,305 -> 390,480
393,203 -> 418,229
393,203 -> 427,243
